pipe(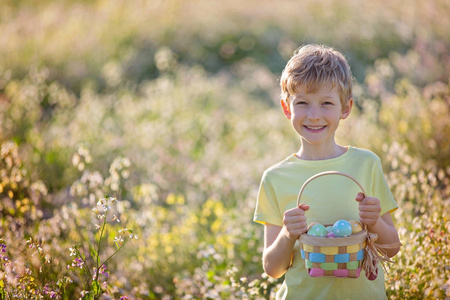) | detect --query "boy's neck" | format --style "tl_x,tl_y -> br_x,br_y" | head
296,144 -> 348,160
